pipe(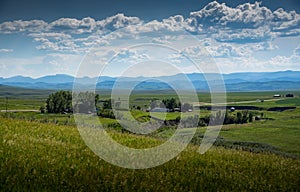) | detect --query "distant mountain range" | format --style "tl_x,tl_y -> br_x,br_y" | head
1,71 -> 300,91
